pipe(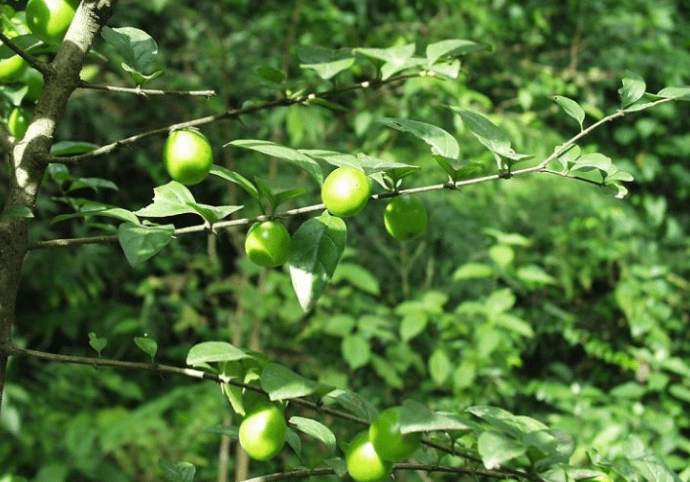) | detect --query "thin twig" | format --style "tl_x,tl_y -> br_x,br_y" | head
78,80 -> 216,97
43,74 -> 414,166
